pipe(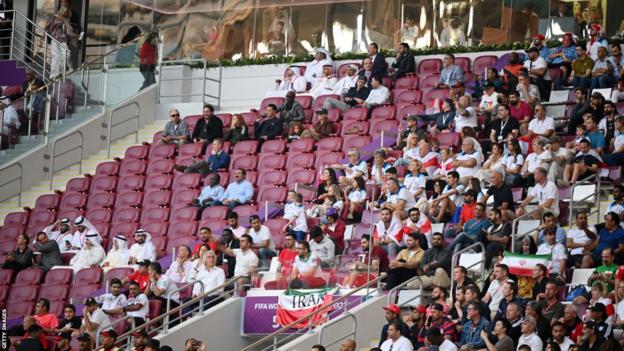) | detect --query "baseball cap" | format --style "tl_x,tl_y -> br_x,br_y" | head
100,329 -> 118,339
483,81 -> 495,89
84,297 -> 98,306
77,333 -> 91,341
315,108 -> 328,115
325,207 -> 338,217
383,304 -> 401,316
138,259 -> 151,266
132,329 -> 149,338
413,304 -> 427,314
532,34 -> 545,41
